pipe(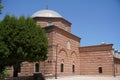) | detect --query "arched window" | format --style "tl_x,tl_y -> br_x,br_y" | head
72,64 -> 75,73
98,67 -> 102,74
60,63 -> 64,72
35,63 -> 39,72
